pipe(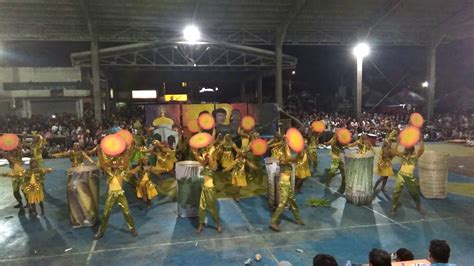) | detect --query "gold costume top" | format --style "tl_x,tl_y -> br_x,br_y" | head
269,137 -> 285,161
5,168 -> 53,184
192,148 -> 218,188
295,149 -> 309,169
377,139 -> 394,169
104,168 -> 132,192
53,150 -> 94,168
354,137 -> 373,154
279,144 -> 293,182
6,149 -> 24,173
329,137 -> 344,159
30,135 -> 46,161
